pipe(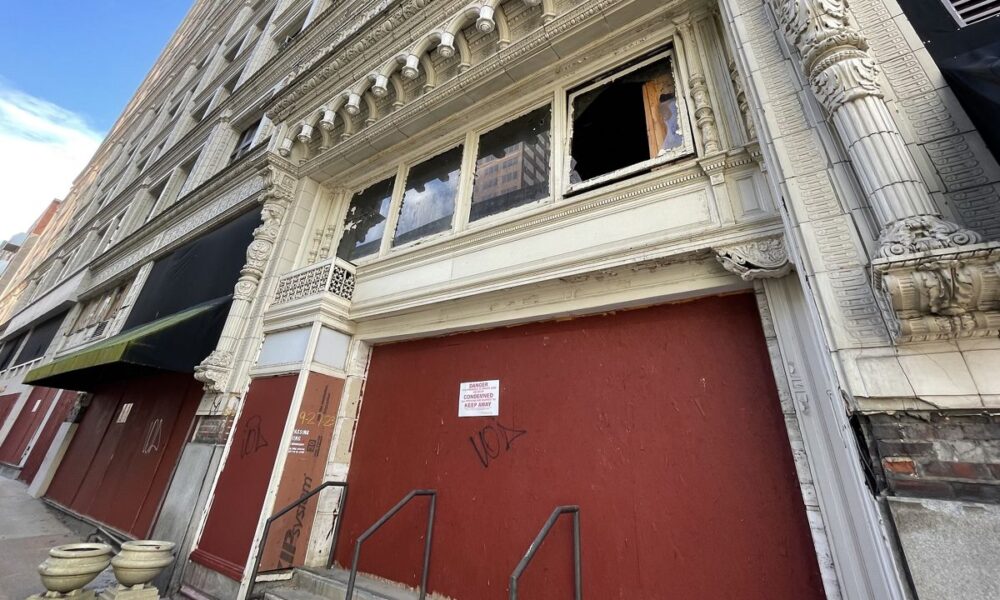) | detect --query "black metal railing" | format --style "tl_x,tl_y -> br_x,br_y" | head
247,481 -> 349,599
346,489 -> 437,600
509,505 -> 582,600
